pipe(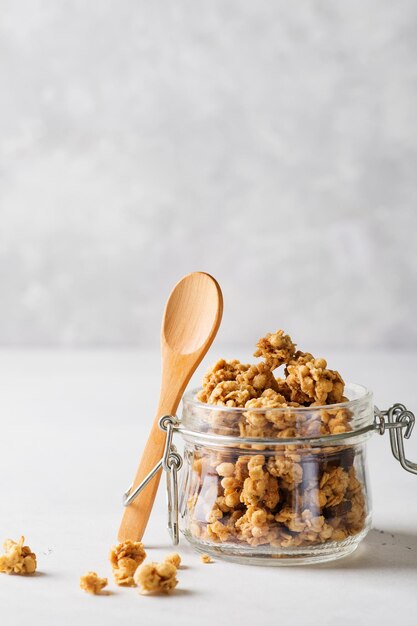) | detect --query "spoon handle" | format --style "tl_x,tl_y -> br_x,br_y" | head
118,353 -> 190,542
